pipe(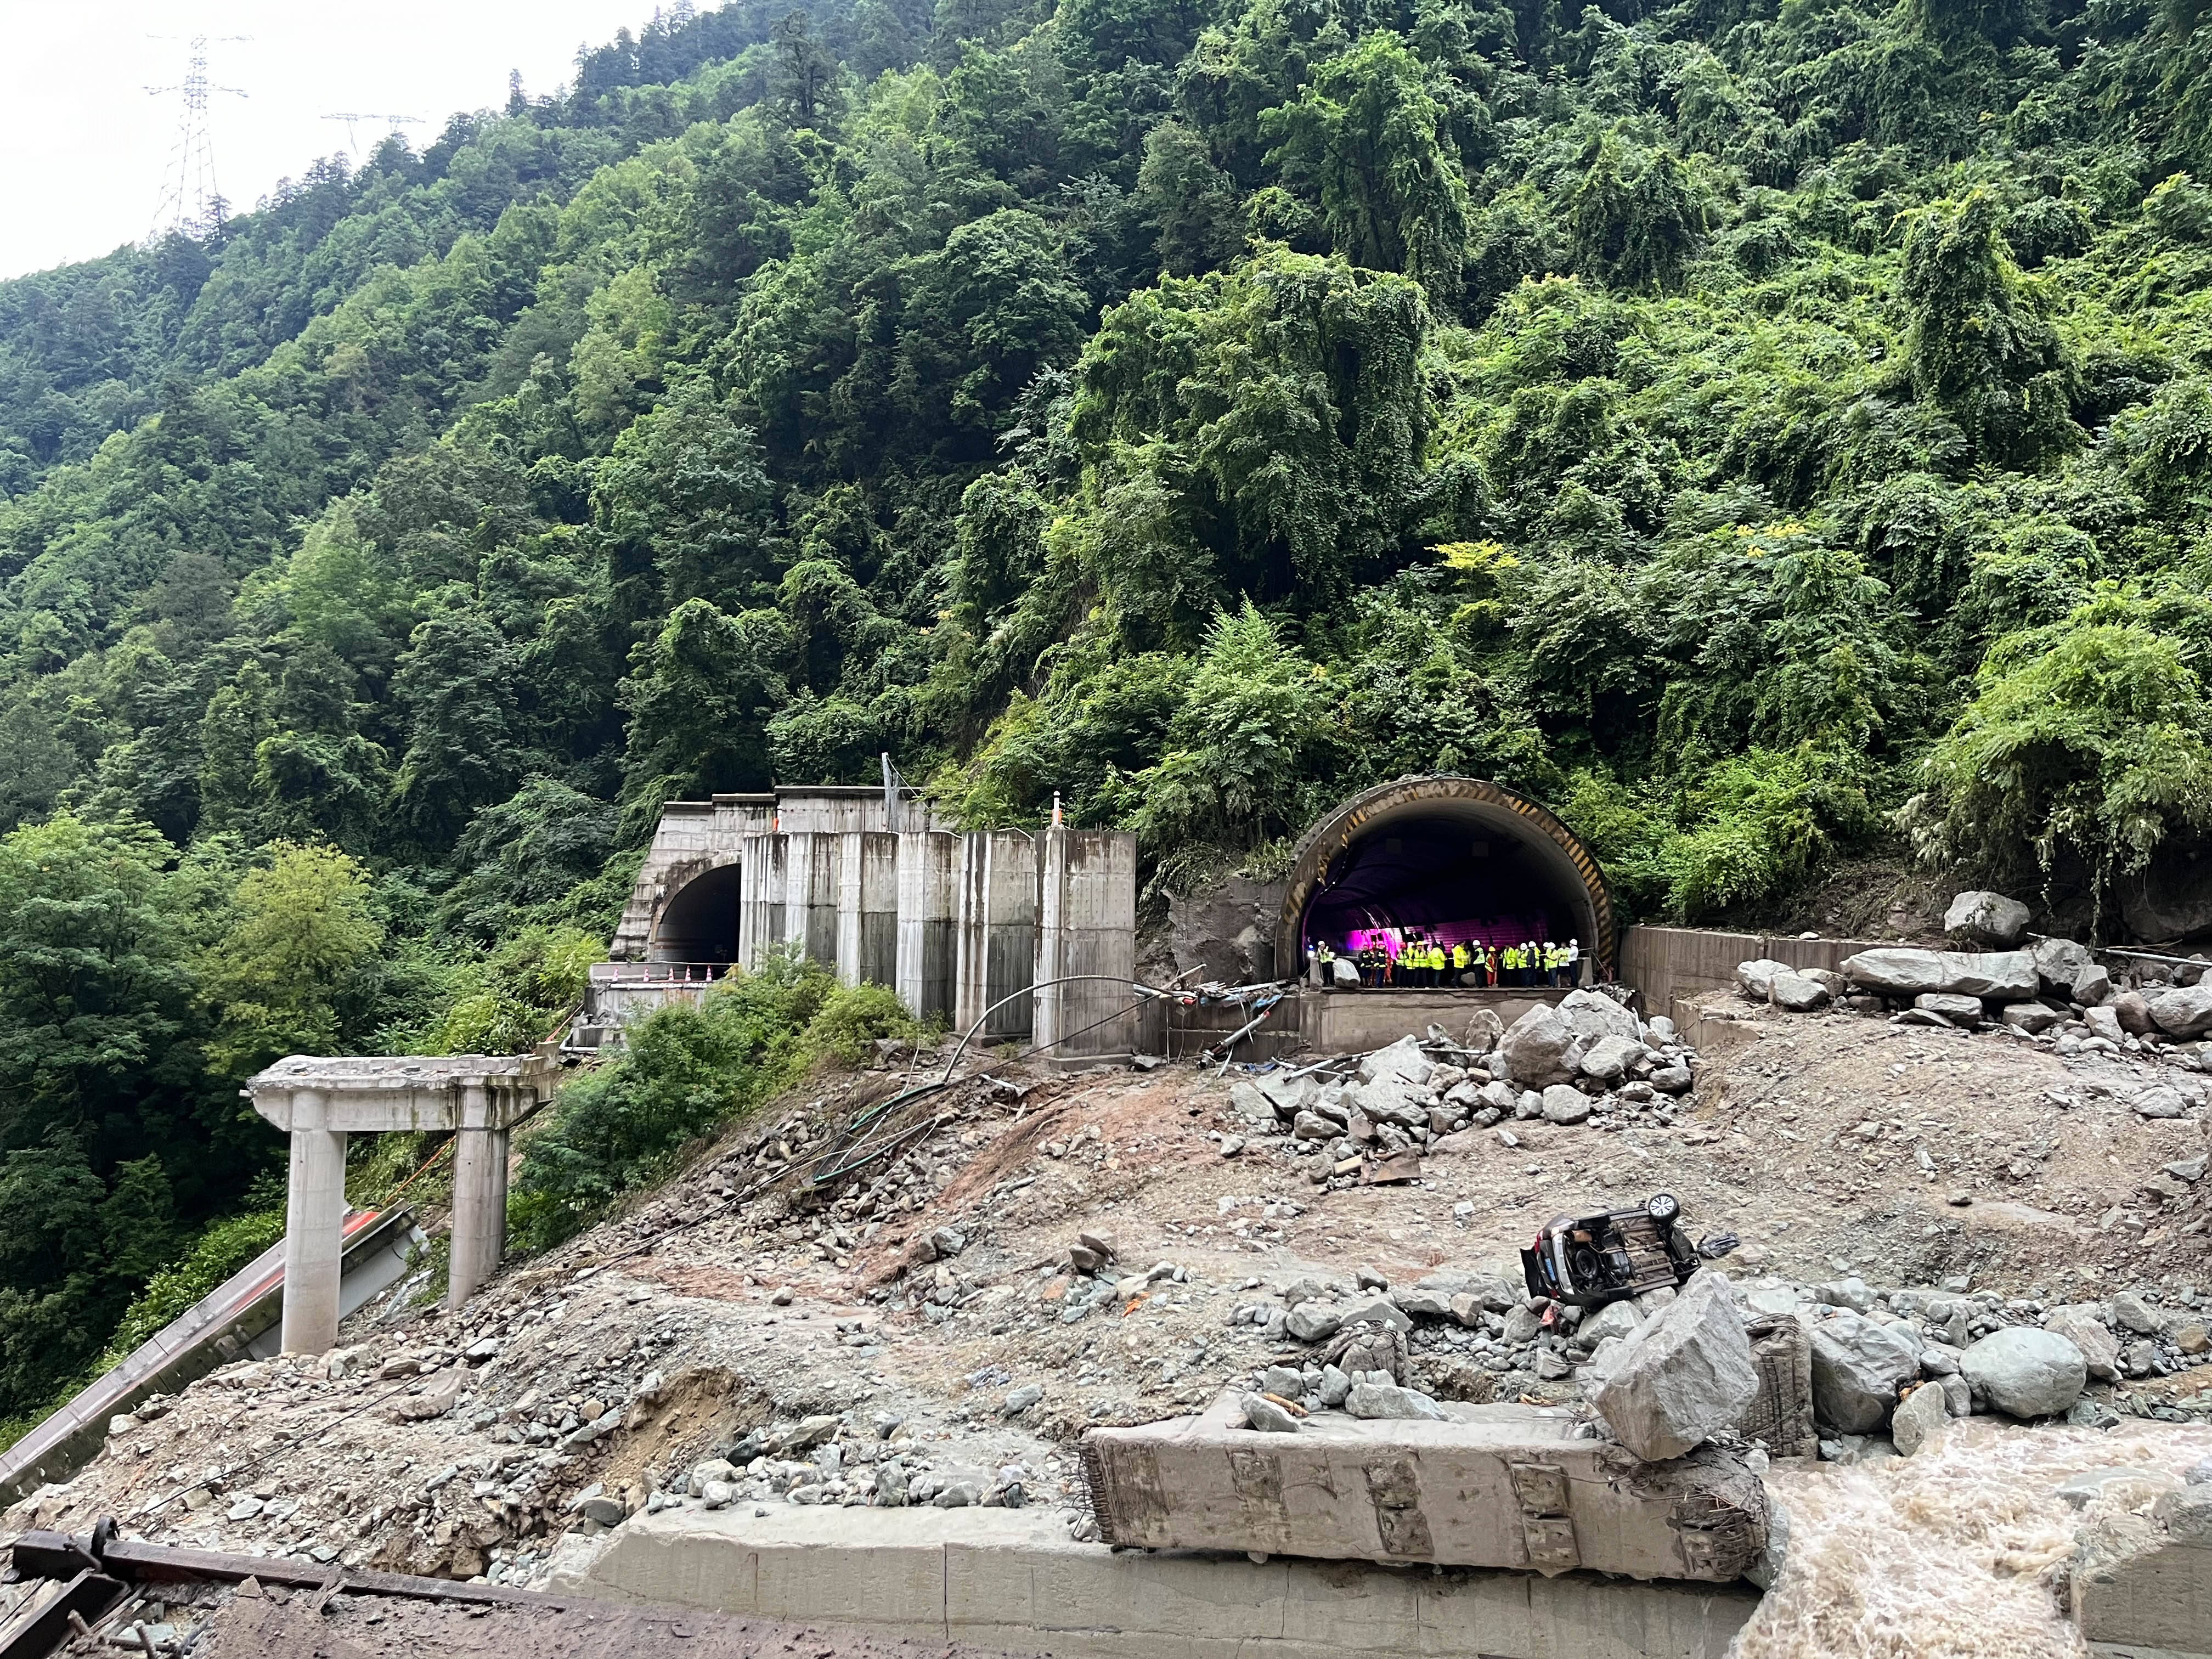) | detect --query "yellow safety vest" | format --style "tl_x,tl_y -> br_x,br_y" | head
1453,943 -> 1470,968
